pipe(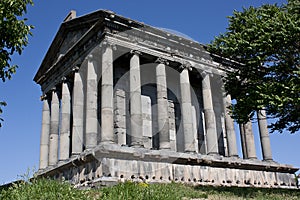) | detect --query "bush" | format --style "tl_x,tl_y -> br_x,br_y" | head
0,178 -> 88,200
1,178 -> 299,200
